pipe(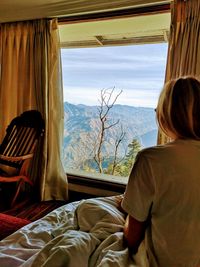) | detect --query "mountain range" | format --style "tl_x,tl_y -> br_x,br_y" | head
62,102 -> 158,170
